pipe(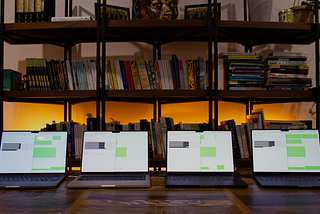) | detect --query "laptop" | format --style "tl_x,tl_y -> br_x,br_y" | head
252,129 -> 320,188
0,131 -> 68,189
165,130 -> 248,188
67,131 -> 150,188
